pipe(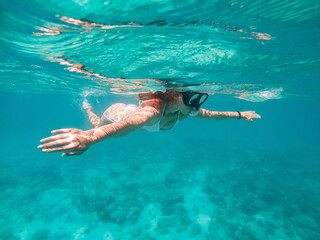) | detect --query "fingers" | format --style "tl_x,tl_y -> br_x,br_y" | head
251,111 -> 260,118
40,133 -> 69,143
62,150 -> 83,156
242,112 -> 261,122
51,128 -> 73,134
38,138 -> 71,149
243,117 -> 254,122
39,128 -> 87,156
244,118 -> 254,122
41,143 -> 77,153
